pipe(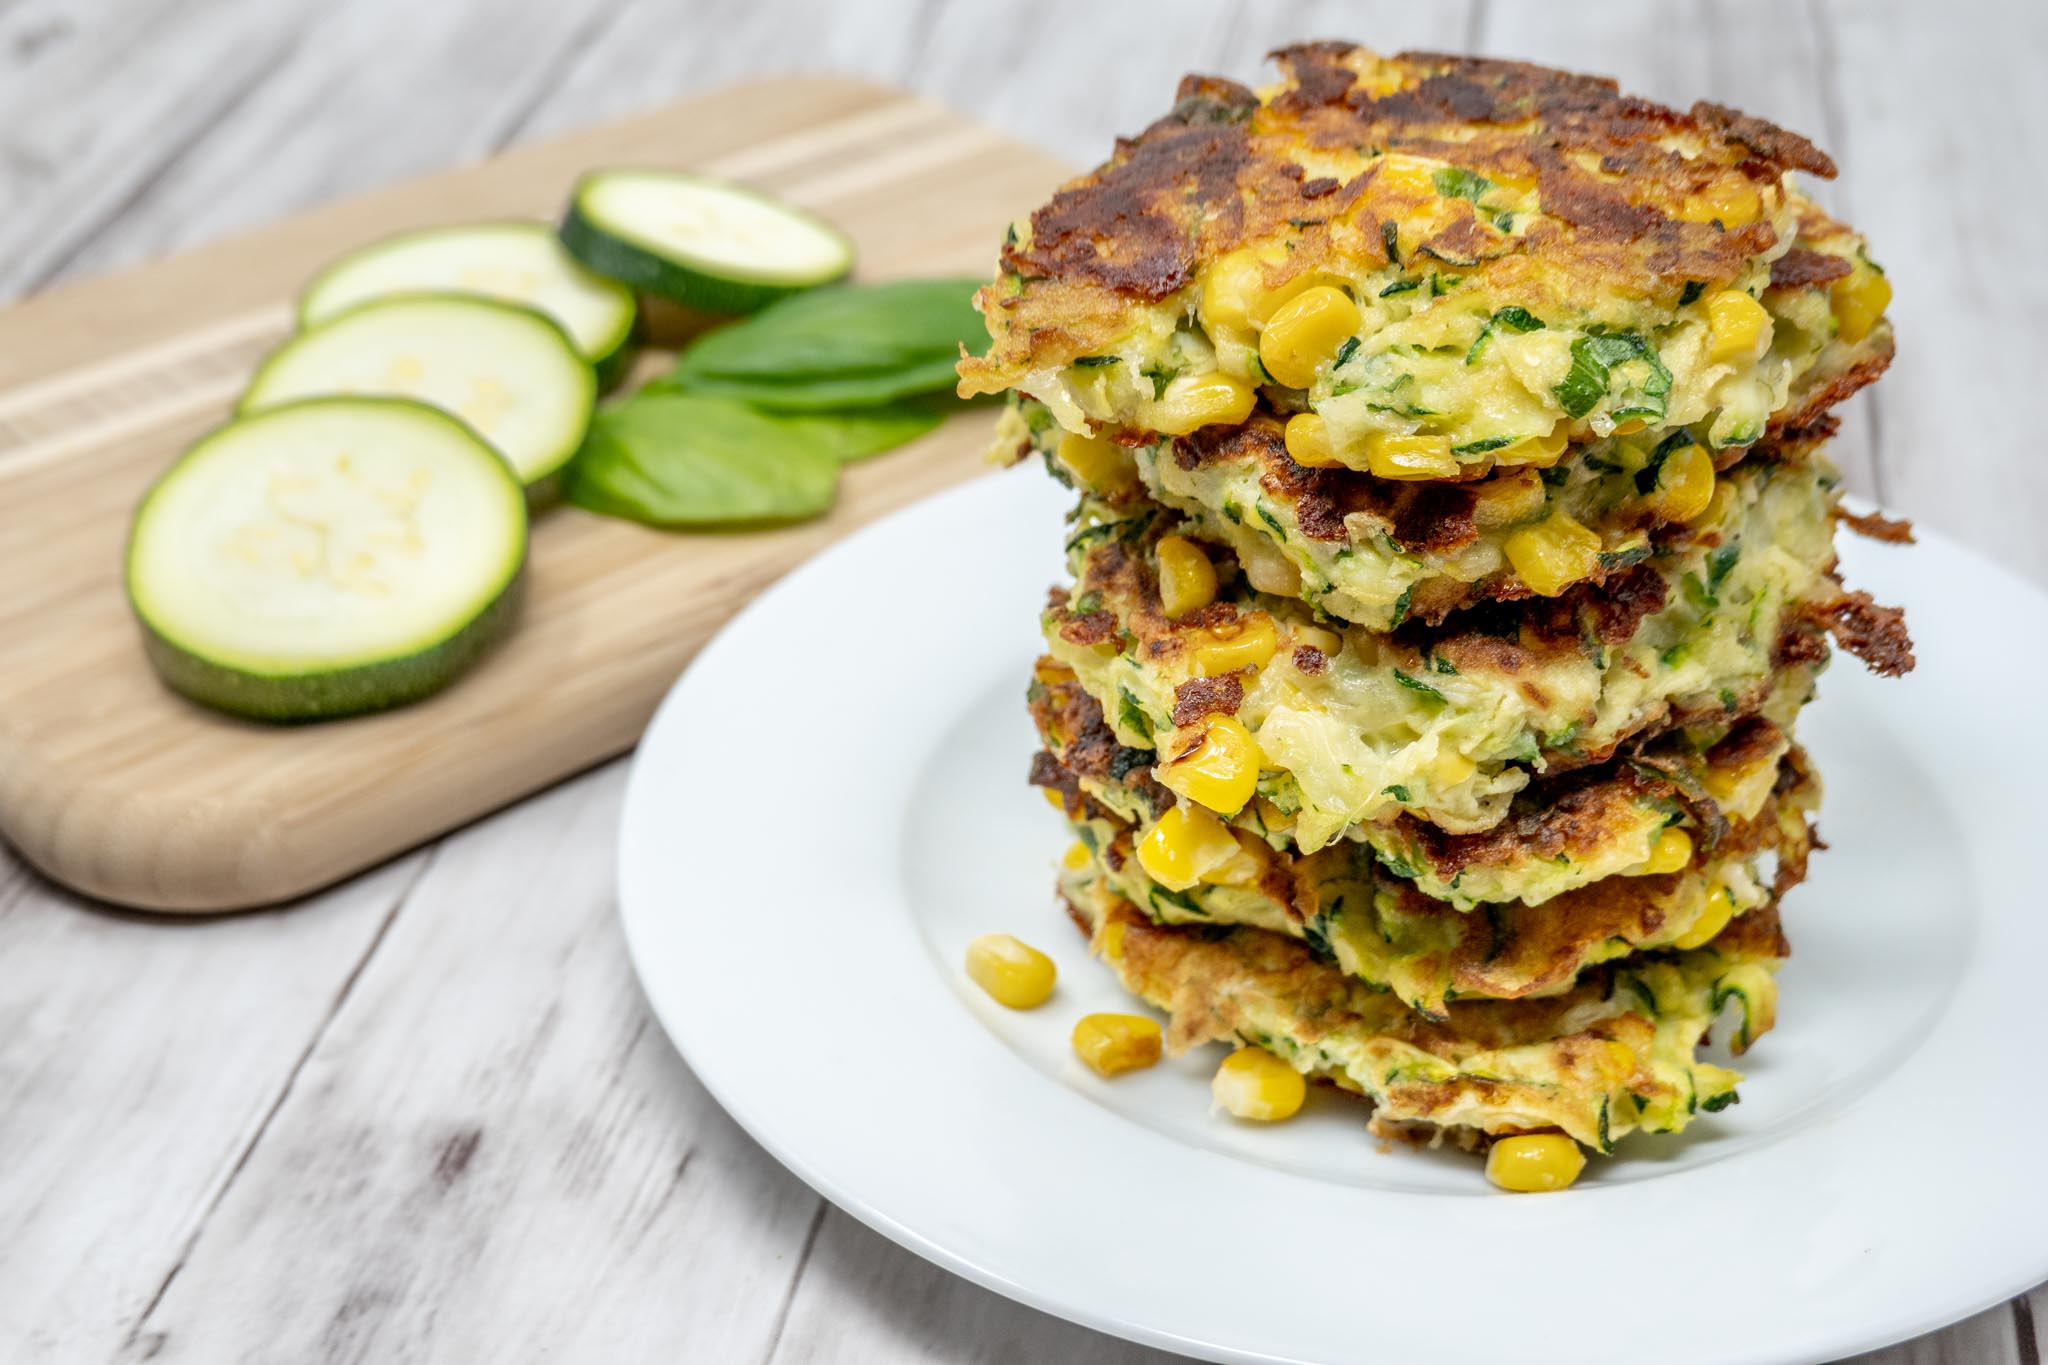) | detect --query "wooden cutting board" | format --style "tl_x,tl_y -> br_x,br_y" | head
0,78 -> 1068,912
